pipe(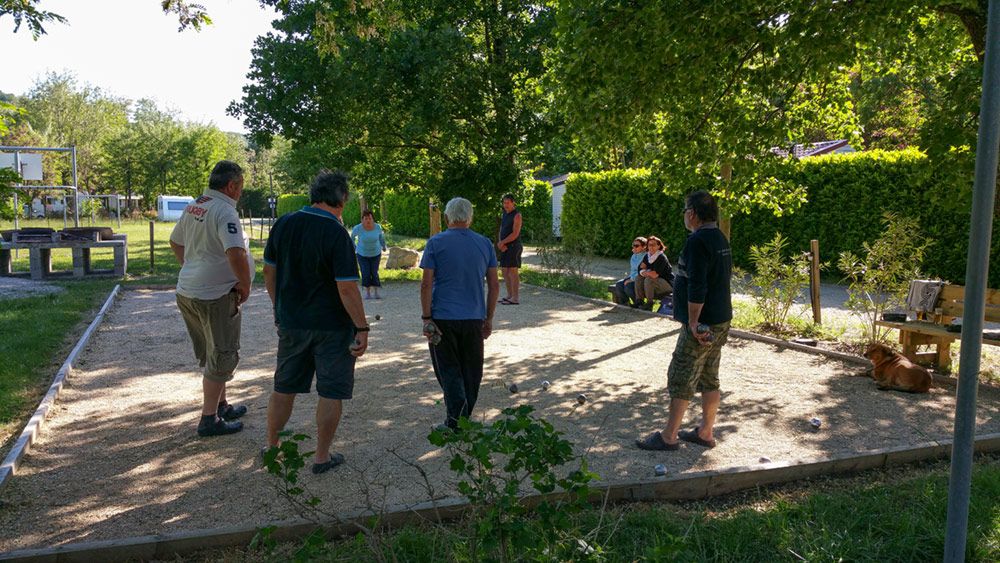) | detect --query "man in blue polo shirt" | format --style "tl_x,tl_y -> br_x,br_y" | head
420,197 -> 500,430
262,170 -> 370,475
